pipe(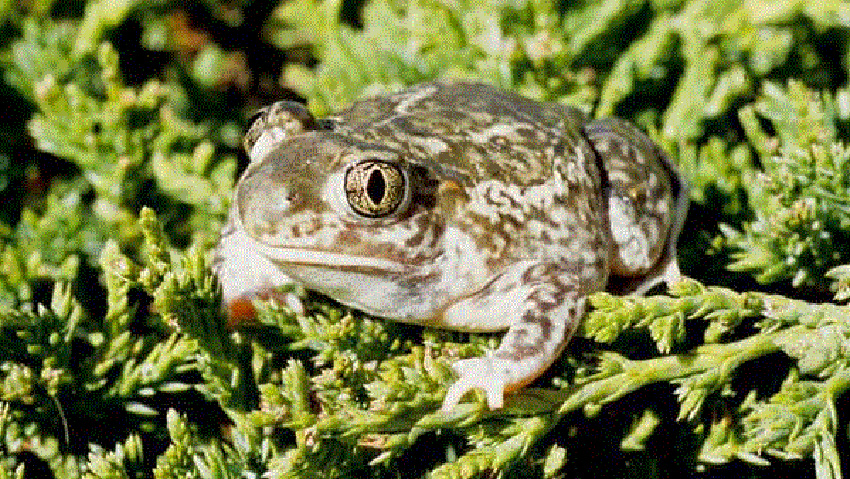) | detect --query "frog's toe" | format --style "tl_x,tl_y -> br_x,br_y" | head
441,356 -> 512,412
